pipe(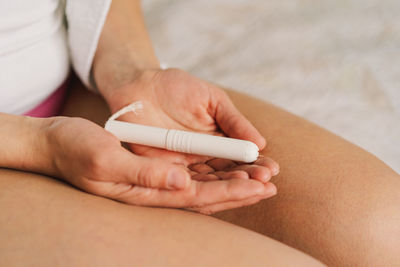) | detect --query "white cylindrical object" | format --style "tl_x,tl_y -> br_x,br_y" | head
105,120 -> 259,162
